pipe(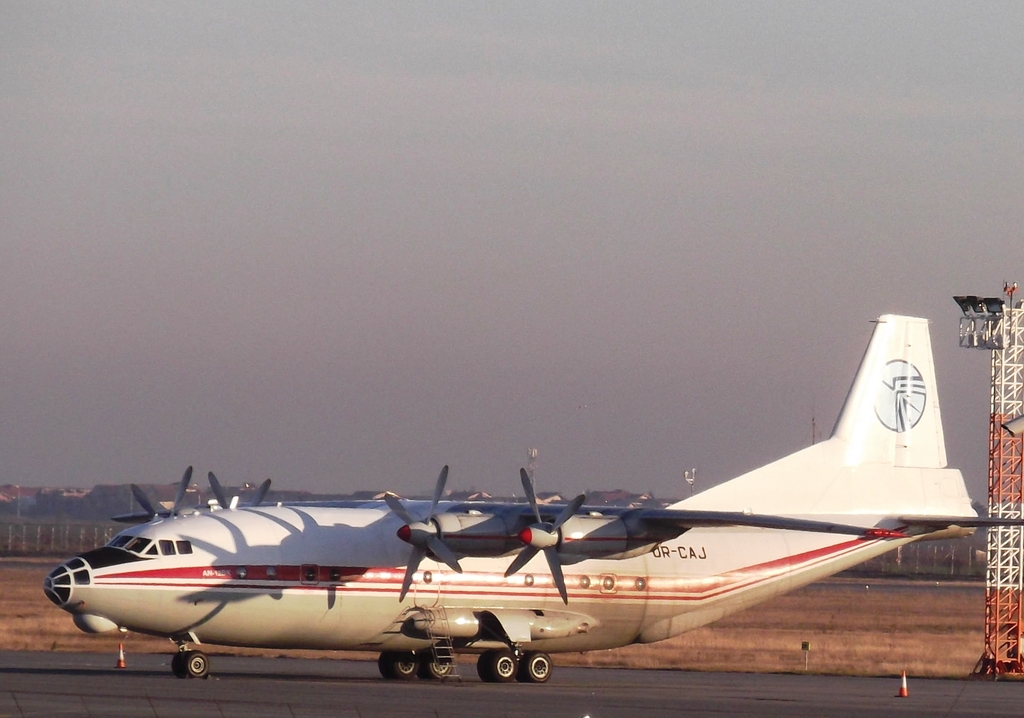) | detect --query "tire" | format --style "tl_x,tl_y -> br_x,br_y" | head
478,649 -> 517,683
476,652 -> 494,682
184,650 -> 209,679
417,655 -> 453,680
379,651 -> 418,680
517,651 -> 552,683
171,651 -> 187,679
